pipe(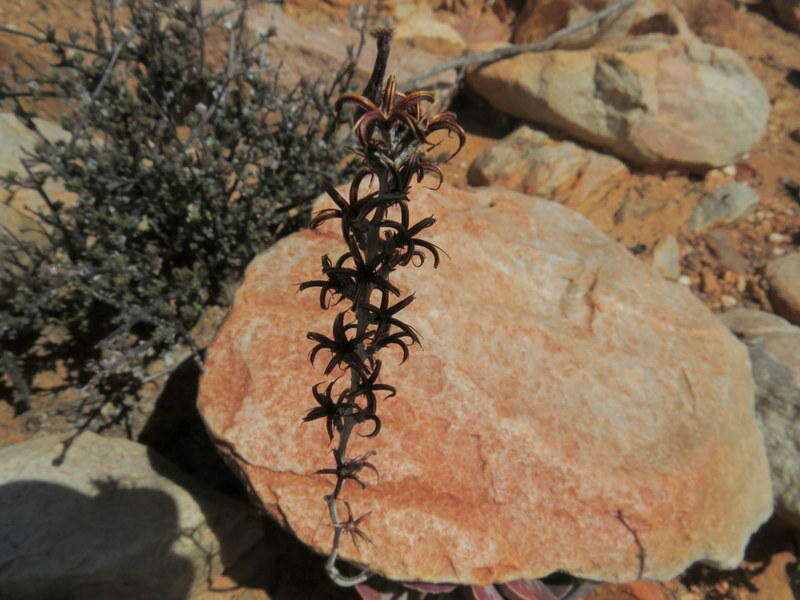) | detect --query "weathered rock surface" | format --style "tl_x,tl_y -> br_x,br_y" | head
513,0 -> 737,46
686,182 -> 759,232
719,309 -> 800,529
765,252 -> 800,326
393,8 -> 467,57
467,125 -> 628,207
204,0 -> 456,96
513,0 -> 678,47
771,0 -> 800,31
468,9 -> 769,170
704,230 -> 751,275
0,432 -> 264,600
198,183 -> 772,586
